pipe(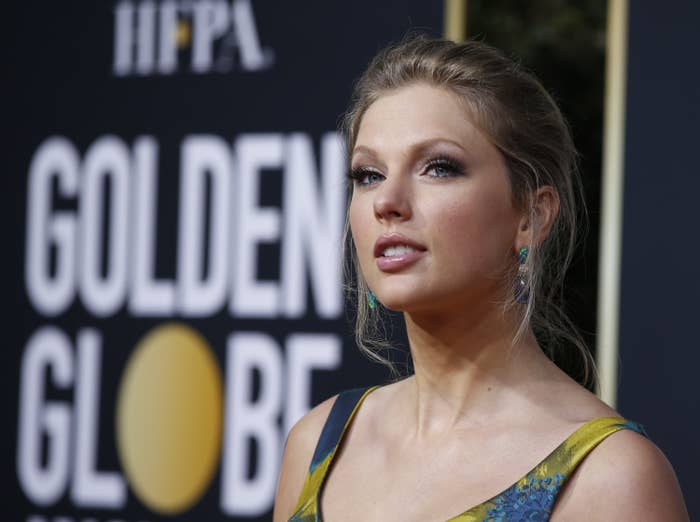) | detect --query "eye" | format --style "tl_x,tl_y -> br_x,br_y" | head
424,156 -> 465,178
348,167 -> 385,187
